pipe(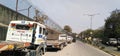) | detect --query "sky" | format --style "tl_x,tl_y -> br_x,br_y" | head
29,0 -> 120,33
0,0 -> 120,33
